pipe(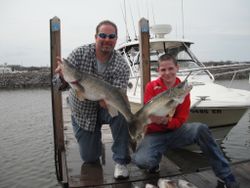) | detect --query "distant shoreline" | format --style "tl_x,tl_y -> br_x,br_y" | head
0,62 -> 249,89
0,71 -> 51,89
